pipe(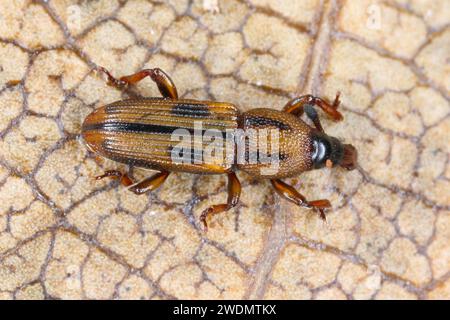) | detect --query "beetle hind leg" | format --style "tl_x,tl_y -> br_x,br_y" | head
128,171 -> 170,195
270,179 -> 331,221
96,170 -> 134,187
97,66 -> 178,99
200,172 -> 241,231
96,170 -> 170,195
